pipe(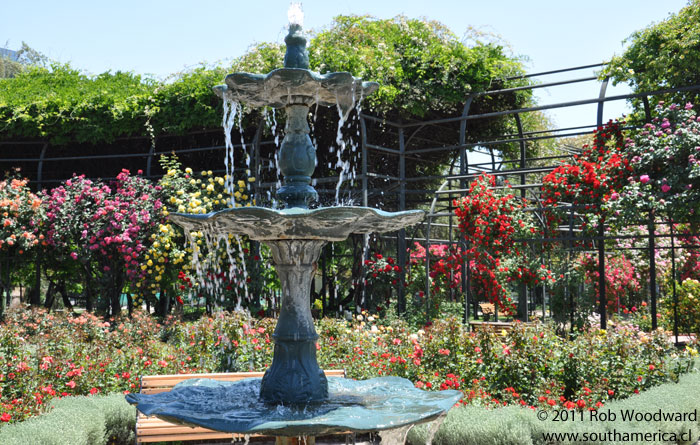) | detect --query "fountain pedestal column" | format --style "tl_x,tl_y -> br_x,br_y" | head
259,240 -> 328,403
277,104 -> 318,208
